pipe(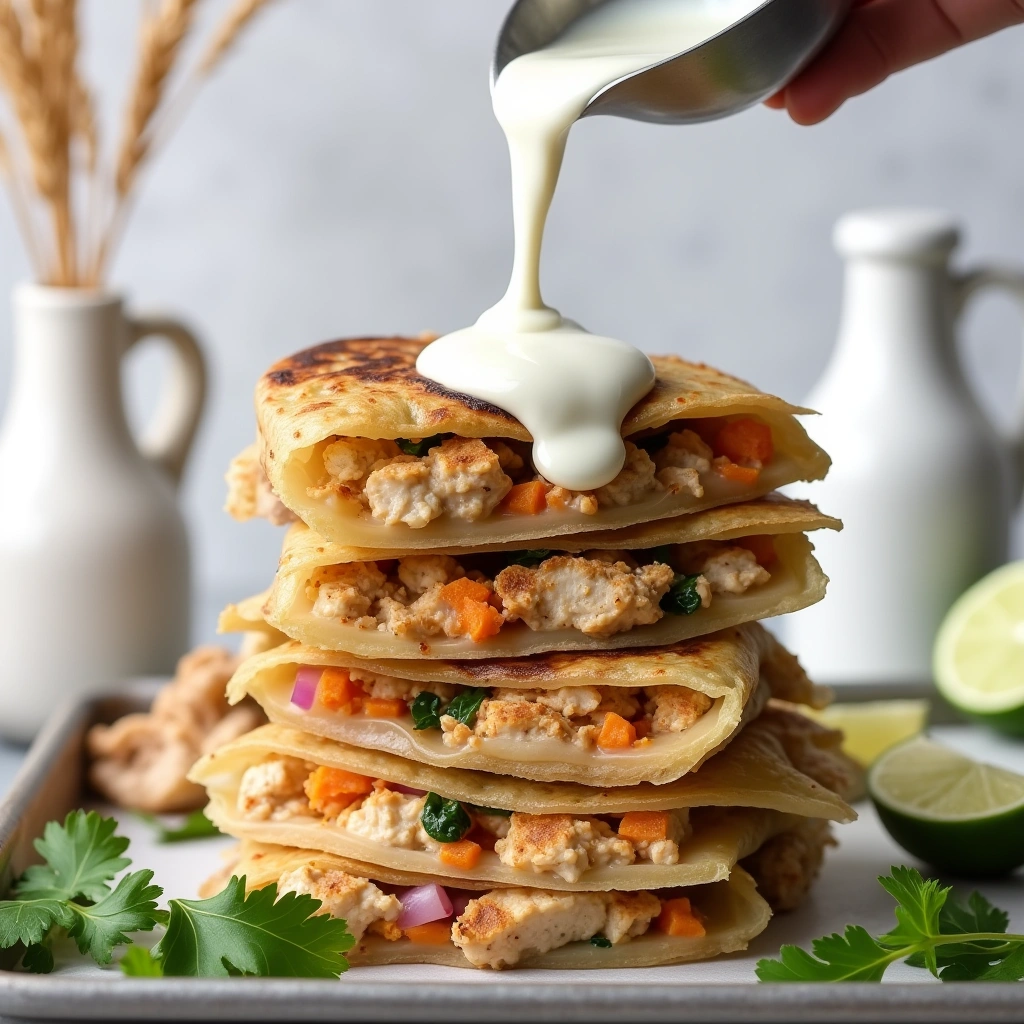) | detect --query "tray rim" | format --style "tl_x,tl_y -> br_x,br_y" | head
1,685 -> 1018,1024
